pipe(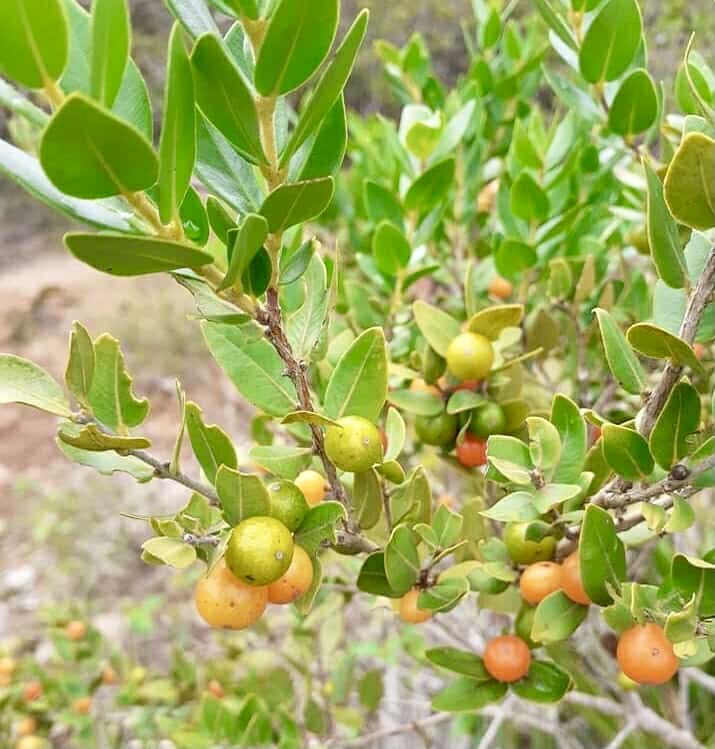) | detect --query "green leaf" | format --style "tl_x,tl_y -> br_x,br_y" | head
88,334 -> 149,431
384,525 -> 420,596
602,424 -> 654,480
249,445 -> 313,479
644,158 -> 687,289
425,648 -> 490,680
389,389 -> 443,417
418,577 -> 469,612
356,552 -> 398,597
495,238 -> 537,280
0,0 -> 69,88
390,466 -> 432,526
158,23 -> 196,225
511,661 -> 572,703
432,504 -> 463,548
358,670 -> 384,712
527,417 -> 561,474
650,382 -> 701,470
215,466 -> 270,526
58,422 -> 150,451
286,253 -> 330,361
384,406 -> 406,461
352,468 -> 383,529
294,555 -> 322,615
481,491 -> 539,522
531,591 -> 588,643
511,172 -> 549,222
164,0 -> 219,37
142,537 -> 196,569
664,497 -> 696,533
532,484 -> 582,514
669,553 -> 715,617
57,437 -> 154,481
446,390 -> 483,415
324,328 -> 388,422
64,233 -> 213,276
533,0 -> 577,52
363,179 -> 403,228
297,95 -> 347,180
282,411 -> 341,428
578,0 -> 642,83
593,308 -> 646,395
372,220 -> 411,276
608,69 -> 657,137
412,300 -> 461,357
294,501 -> 346,556
431,677 -> 507,712
579,505 -> 626,606
0,354 -> 71,416
185,401 -> 237,484
404,158 -> 455,214
551,395 -> 587,484
280,10 -> 369,165
40,93 -> 158,198
255,0 -> 339,95
202,322 -> 298,417
663,133 -> 715,230
260,178 -> 335,233
467,305 -> 524,340
190,33 -> 265,164
626,322 -> 704,374
65,321 -> 95,406
90,0 -> 131,107
218,214 -> 269,291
